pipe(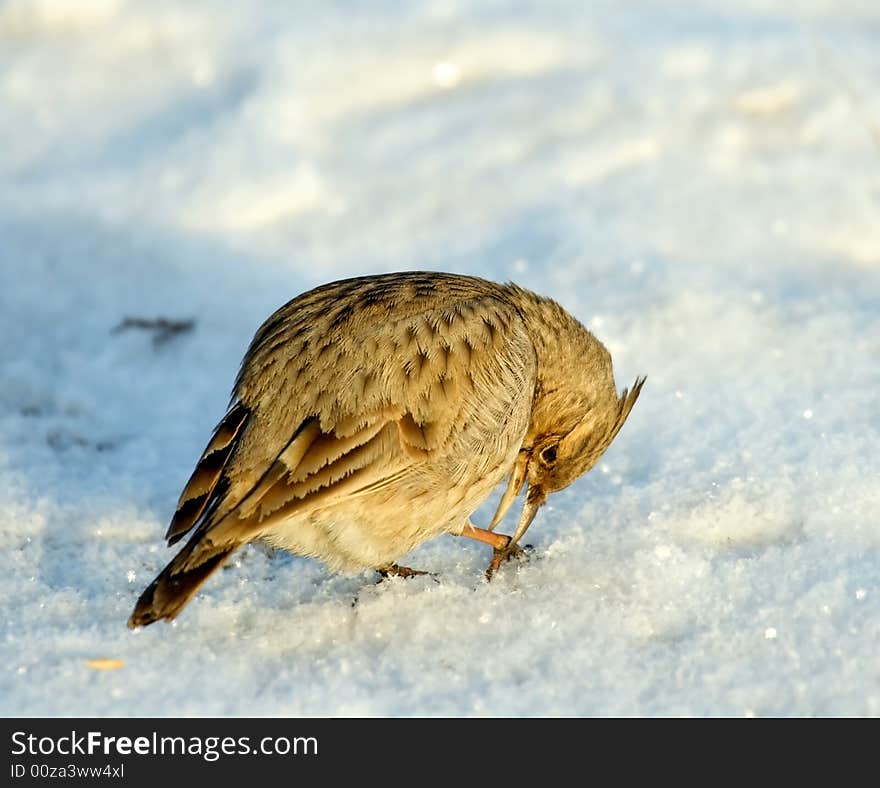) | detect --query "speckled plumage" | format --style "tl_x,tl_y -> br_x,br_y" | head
129,271 -> 644,627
